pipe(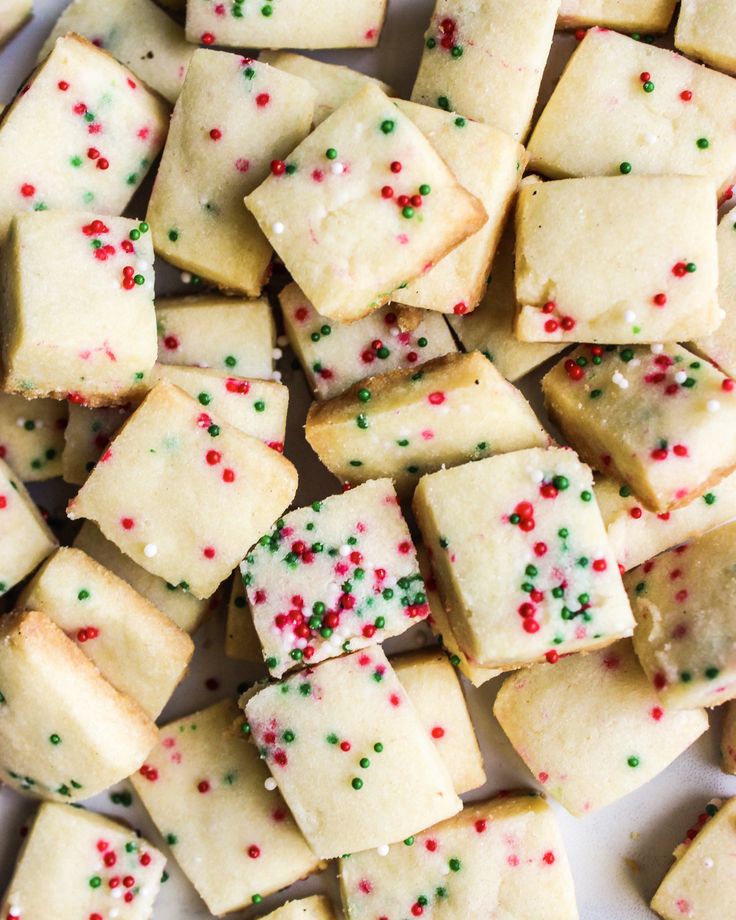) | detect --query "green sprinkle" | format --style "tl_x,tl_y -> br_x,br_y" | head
681,671 -> 692,683
283,729 -> 295,742
77,589 -> 90,601
580,490 -> 592,502
454,116 -> 465,127
627,756 -> 640,768
404,836 -> 415,846
198,392 -> 211,405
266,657 -> 277,669
449,858 -> 462,872
358,388 -> 371,403
426,37 -> 436,48
686,262 -> 697,272
643,81 -> 654,93
49,733 -> 61,745
705,666 -> 720,679
261,3 -> 272,14
590,388 -> 603,399
451,45 -> 463,57
168,229 -> 179,242
417,337 -> 428,347
90,876 -> 102,889
380,120 -> 395,134
224,355 -> 237,367
326,147 -> 338,159
351,777 -> 363,790
254,400 -> 265,412
696,137 -> 710,149
402,206 -> 415,219
553,475 -> 569,491
360,757 -> 370,768
252,894 -> 263,904
704,493 -> 716,505
374,742 -> 384,753
437,96 -> 450,110
619,161 -> 632,174
619,485 -> 631,497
